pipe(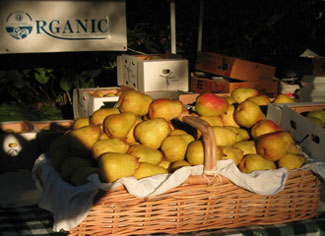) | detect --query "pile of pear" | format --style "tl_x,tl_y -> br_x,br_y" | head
49,88 -> 306,187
